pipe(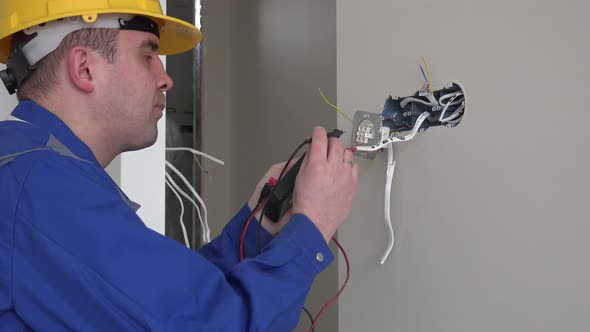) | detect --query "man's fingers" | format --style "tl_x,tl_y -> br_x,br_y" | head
327,138 -> 345,164
352,161 -> 359,181
342,149 -> 355,167
306,127 -> 328,165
